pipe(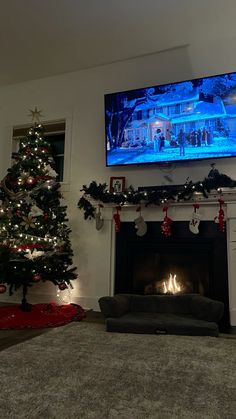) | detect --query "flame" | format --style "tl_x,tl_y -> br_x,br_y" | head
163,273 -> 181,294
